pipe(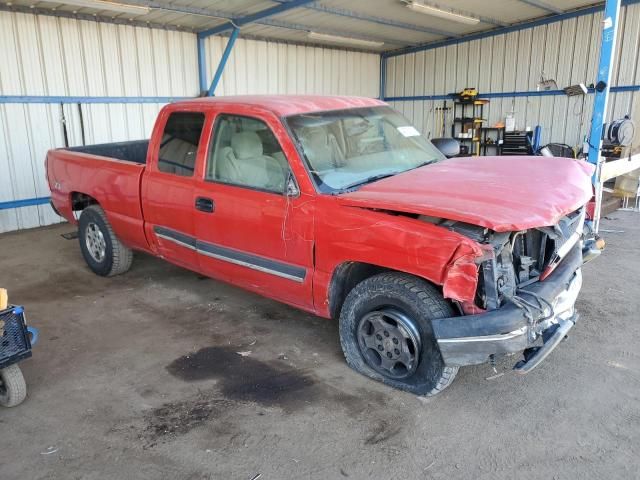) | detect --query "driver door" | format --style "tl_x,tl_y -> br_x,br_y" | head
193,111 -> 315,309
